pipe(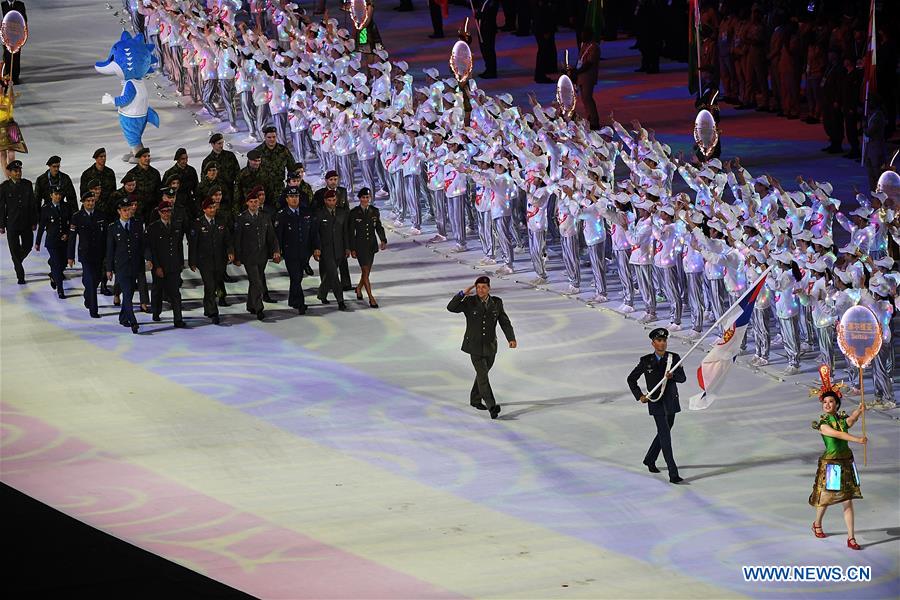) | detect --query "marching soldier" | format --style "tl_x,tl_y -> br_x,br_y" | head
235,150 -> 267,214
189,197 -> 234,324
446,275 -> 517,419
79,148 -> 117,205
68,191 -> 108,318
348,188 -> 387,308
34,185 -> 72,298
106,198 -> 147,334
254,125 -> 295,201
145,200 -> 187,327
274,186 -> 318,314
233,192 -> 280,320
313,189 -> 350,311
125,148 -> 162,221
162,148 -> 199,216
313,170 -> 351,290
626,328 -> 687,484
202,133 -> 241,201
0,160 -> 38,284
34,155 -> 78,208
